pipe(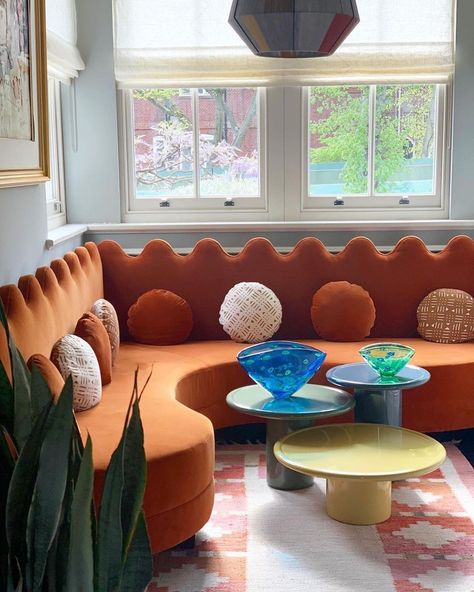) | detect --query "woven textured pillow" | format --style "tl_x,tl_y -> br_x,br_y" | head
311,281 -> 376,341
91,299 -> 120,365
417,288 -> 474,343
75,312 -> 112,385
219,282 -> 282,343
51,335 -> 102,411
27,354 -> 65,401
127,289 -> 193,345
